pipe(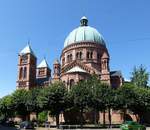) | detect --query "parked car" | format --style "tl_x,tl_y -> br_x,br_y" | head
0,120 -> 15,127
19,121 -> 34,129
120,121 -> 146,130
5,120 -> 15,127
